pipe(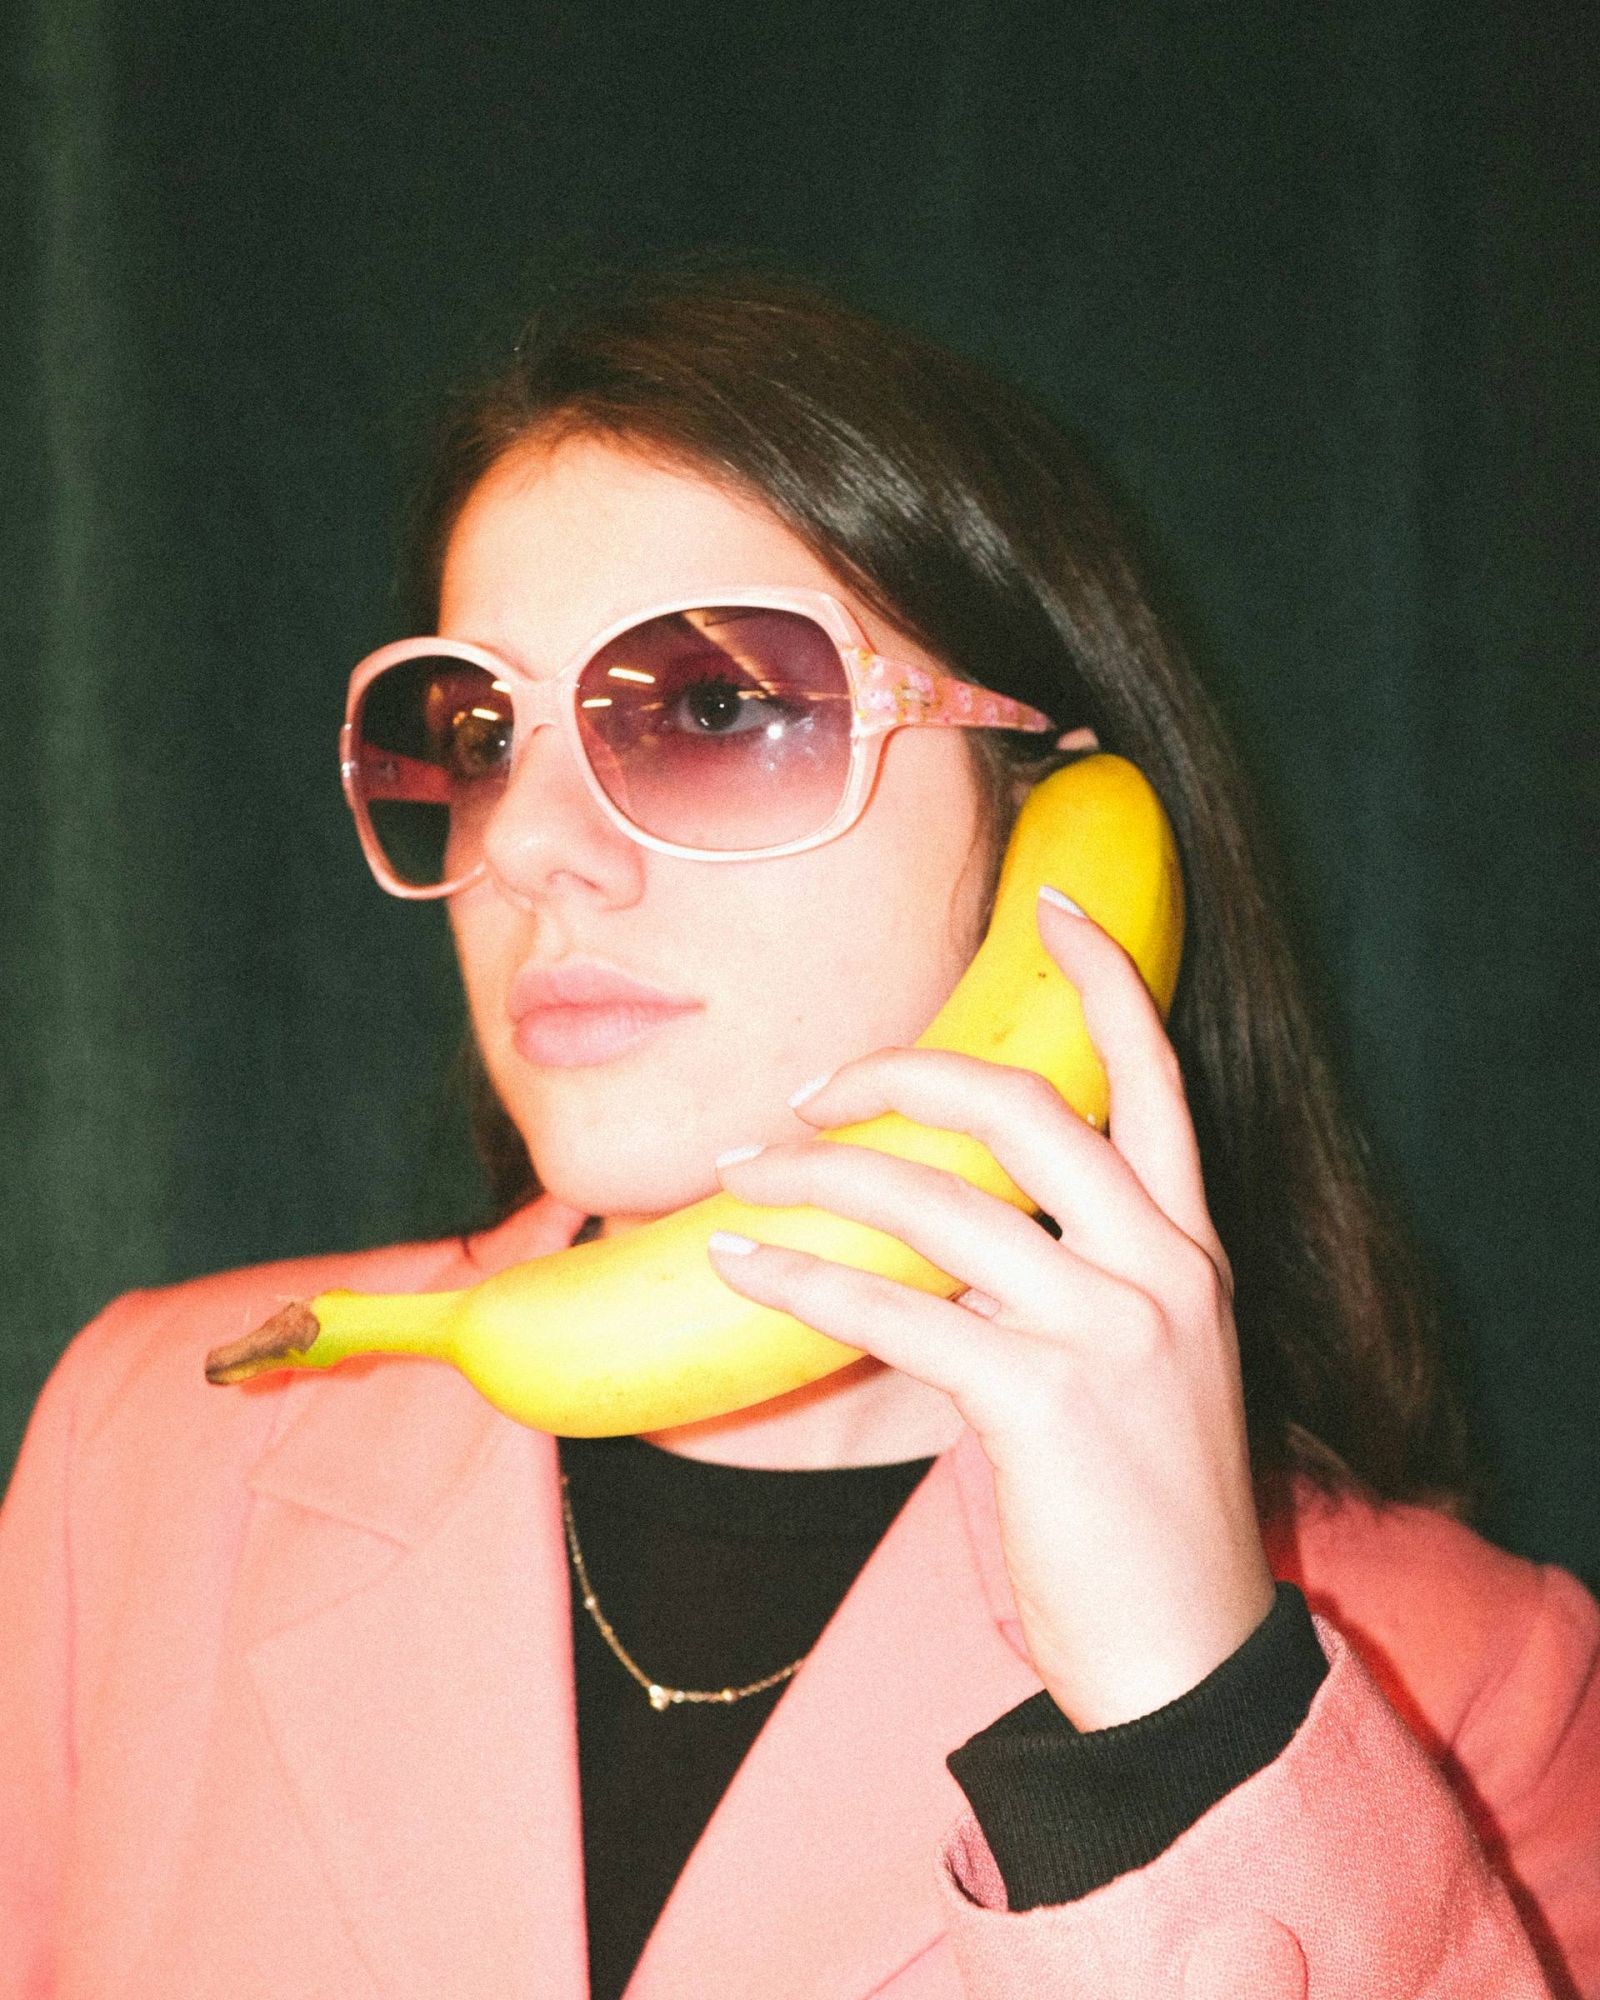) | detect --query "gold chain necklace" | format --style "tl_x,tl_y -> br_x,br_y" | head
559,1472 -> 808,1712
